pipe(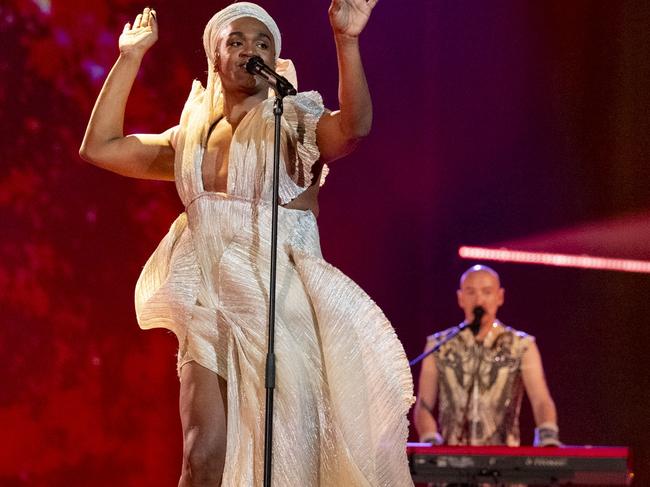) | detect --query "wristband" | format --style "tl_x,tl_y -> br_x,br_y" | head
534,422 -> 561,447
419,431 -> 444,445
